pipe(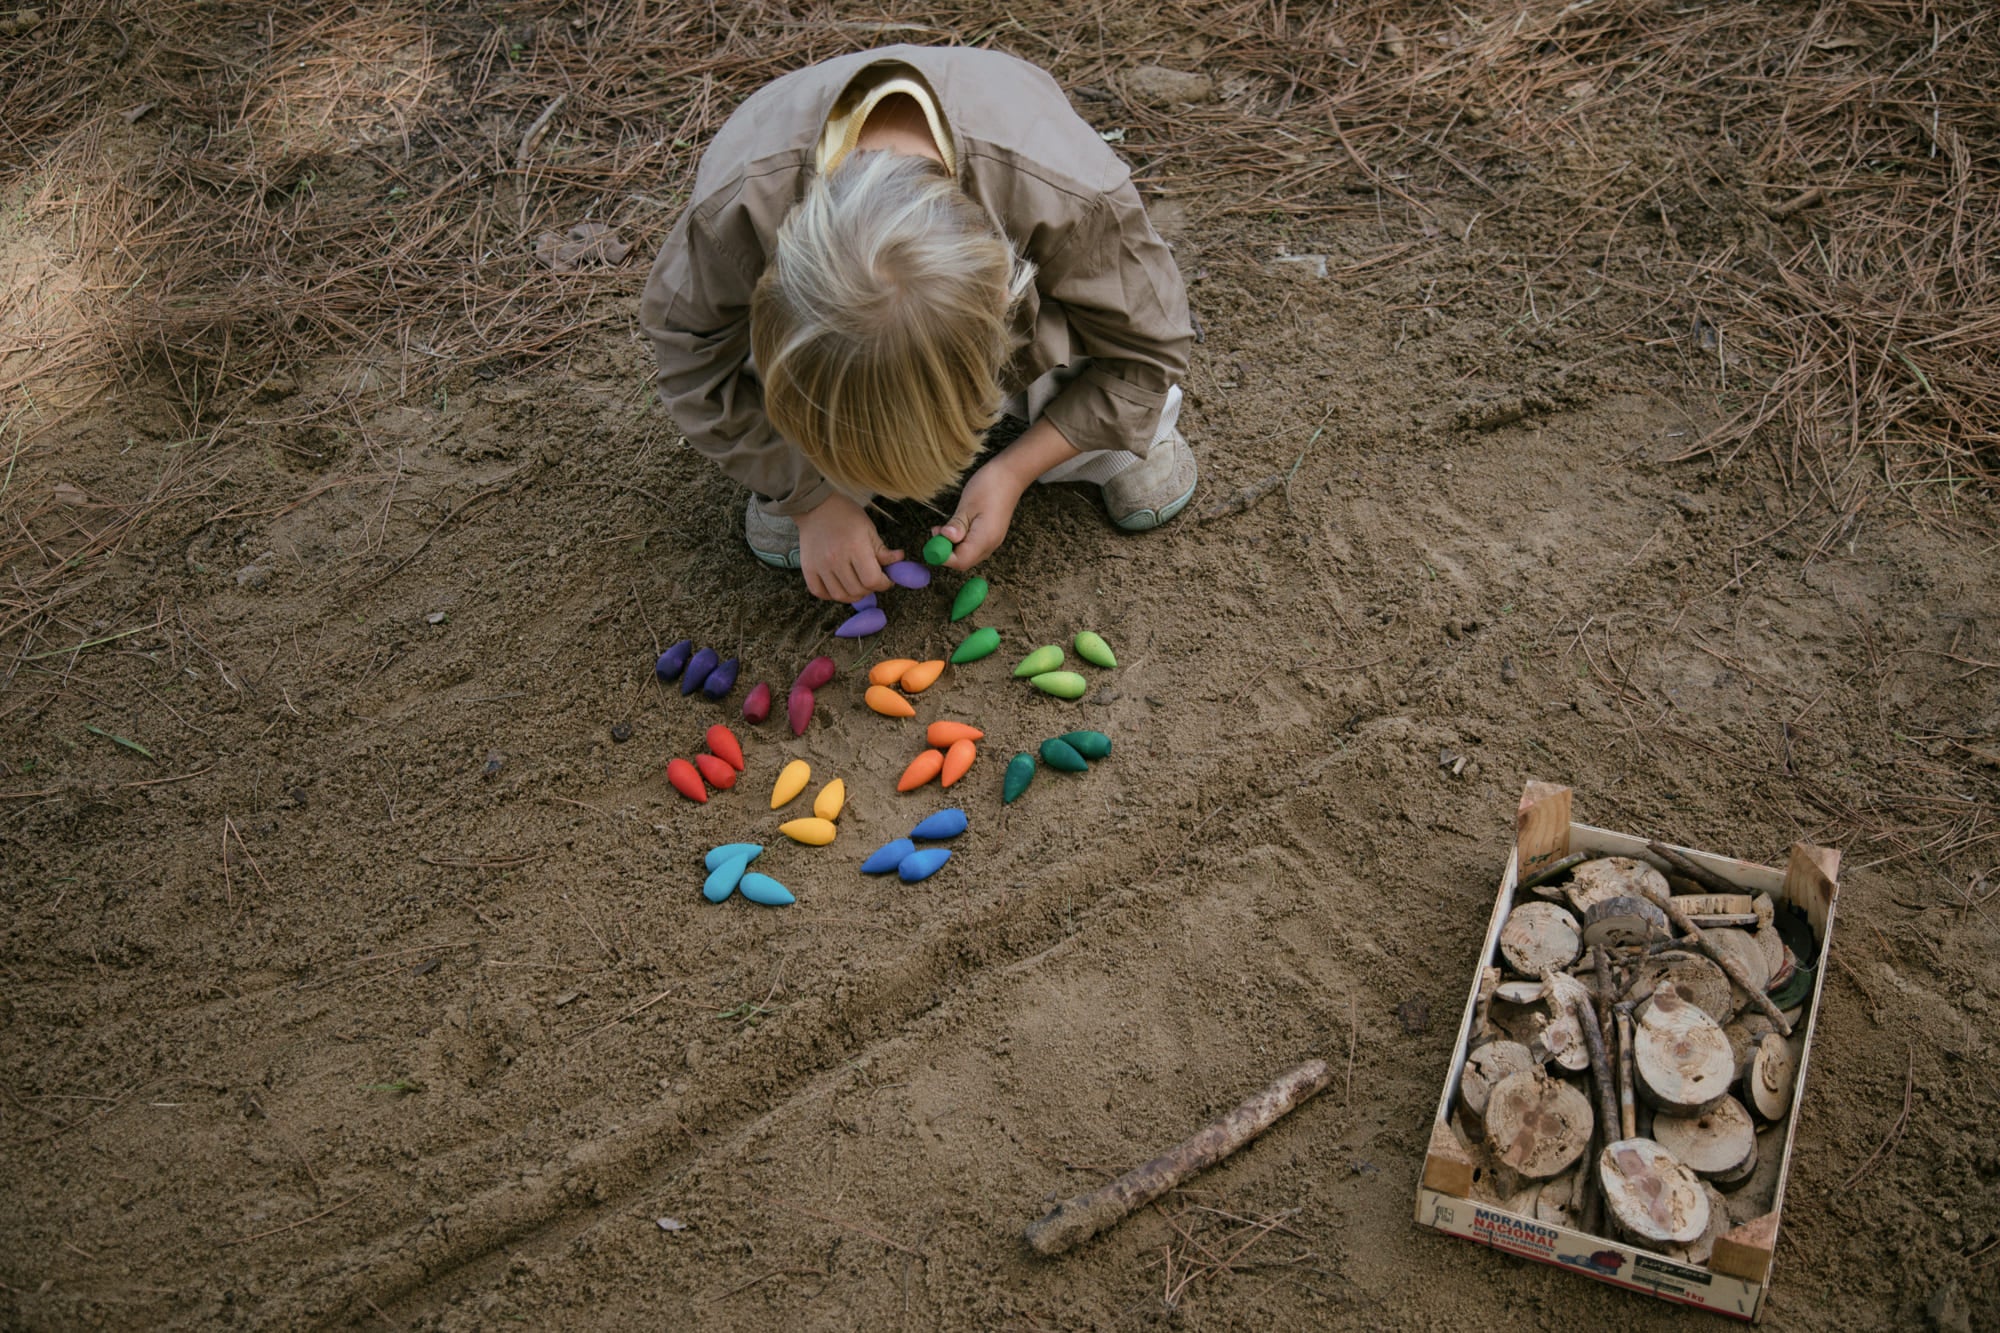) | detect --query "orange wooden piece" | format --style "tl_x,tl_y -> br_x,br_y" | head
926,720 -> 984,747
898,749 -> 945,792
667,757 -> 707,803
940,738 -> 976,787
900,659 -> 946,693
865,684 -> 917,718
868,658 -> 918,687
704,723 -> 744,772
694,753 -> 737,790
